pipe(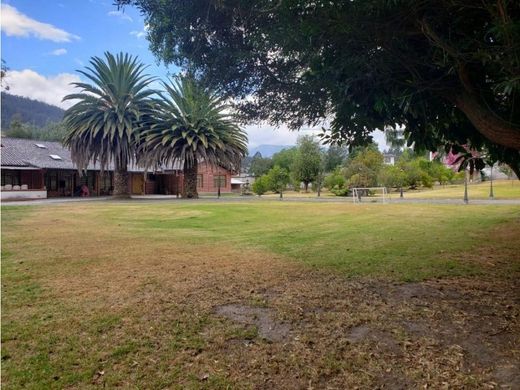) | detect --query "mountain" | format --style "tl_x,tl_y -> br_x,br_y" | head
248,144 -> 294,157
1,92 -> 65,129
